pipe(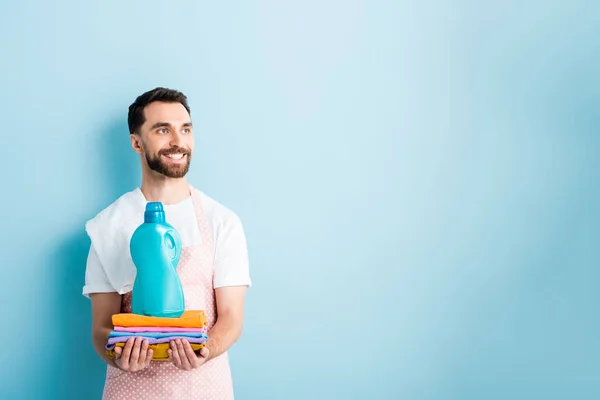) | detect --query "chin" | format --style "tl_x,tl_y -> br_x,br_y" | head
163,166 -> 190,179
